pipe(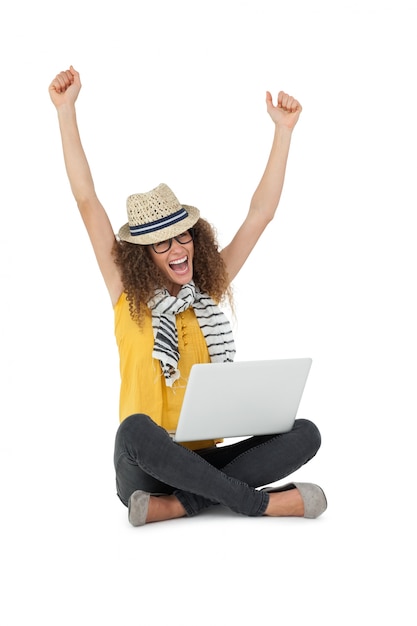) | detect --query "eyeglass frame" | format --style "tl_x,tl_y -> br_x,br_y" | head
149,228 -> 195,254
